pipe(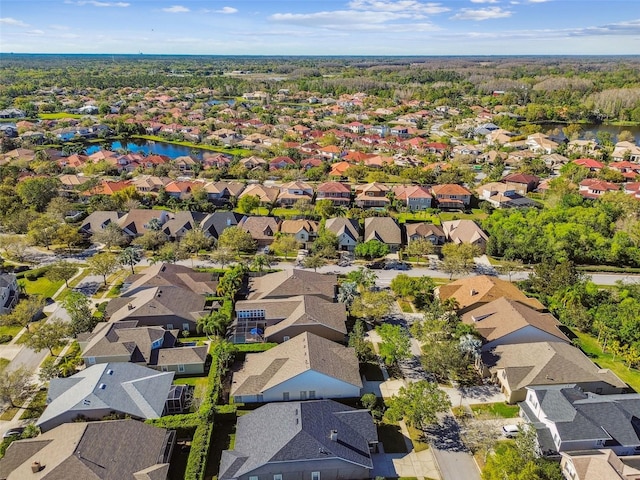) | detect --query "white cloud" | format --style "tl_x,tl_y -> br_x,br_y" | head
26,30 -> 45,36
348,1 -> 450,14
470,0 -> 499,3
162,5 -> 190,13
217,6 -> 238,14
0,17 -> 30,27
66,1 -> 130,6
451,6 -> 512,20
528,0 -> 551,3
271,10 -> 413,27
